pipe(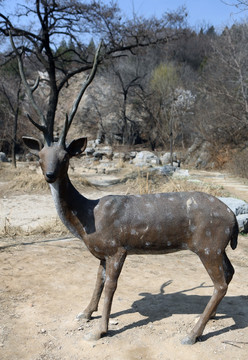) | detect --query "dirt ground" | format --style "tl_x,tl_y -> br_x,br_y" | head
1,166 -> 248,360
